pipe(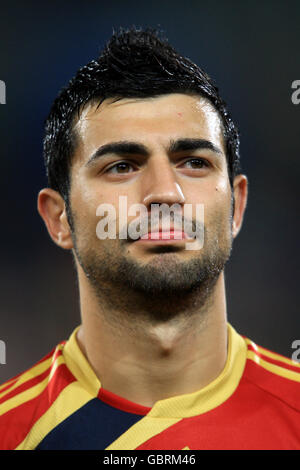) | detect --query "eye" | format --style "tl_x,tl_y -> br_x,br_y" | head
105,161 -> 136,174
181,158 -> 210,169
